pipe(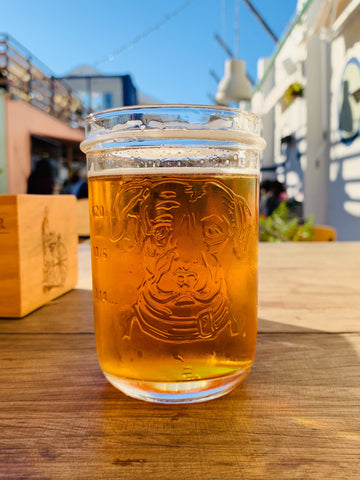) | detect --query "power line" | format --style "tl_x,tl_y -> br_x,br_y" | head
242,0 -> 279,43
214,33 -> 234,58
93,0 -> 195,67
